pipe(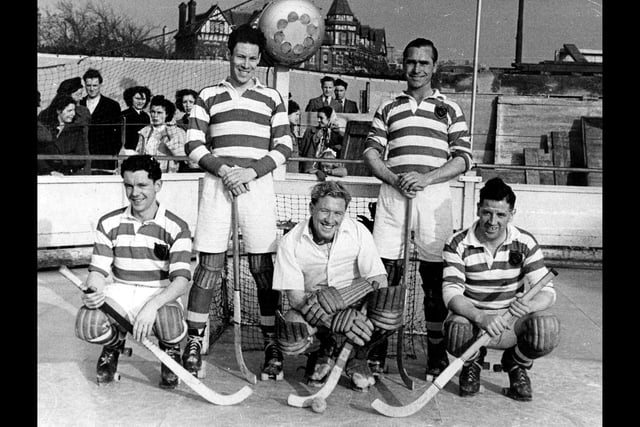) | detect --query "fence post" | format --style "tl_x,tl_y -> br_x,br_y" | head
459,173 -> 483,230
